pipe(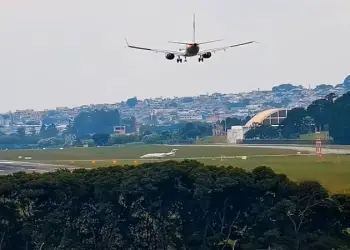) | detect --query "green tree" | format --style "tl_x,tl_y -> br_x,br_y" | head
126,97 -> 137,108
307,97 -> 332,131
73,109 -> 121,136
0,162 -> 348,249
62,123 -> 77,135
16,126 -> 25,137
92,133 -> 111,146
280,107 -> 309,138
39,124 -> 46,137
46,124 -> 58,137
328,92 -> 350,144
245,124 -> 280,139
221,117 -> 242,131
